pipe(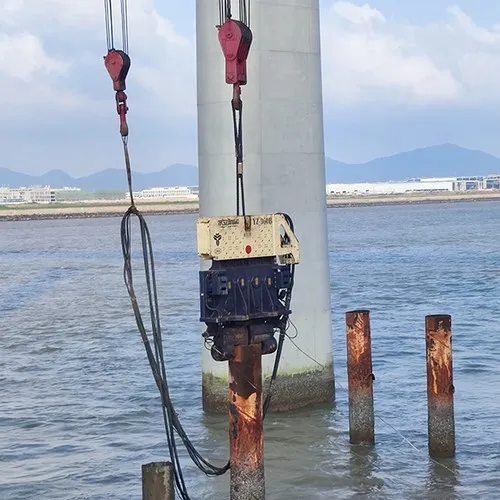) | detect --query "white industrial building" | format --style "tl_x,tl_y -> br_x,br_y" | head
52,187 -> 81,192
326,180 -> 454,196
0,186 -> 56,204
453,175 -> 500,191
131,186 -> 198,200
326,175 -> 500,196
